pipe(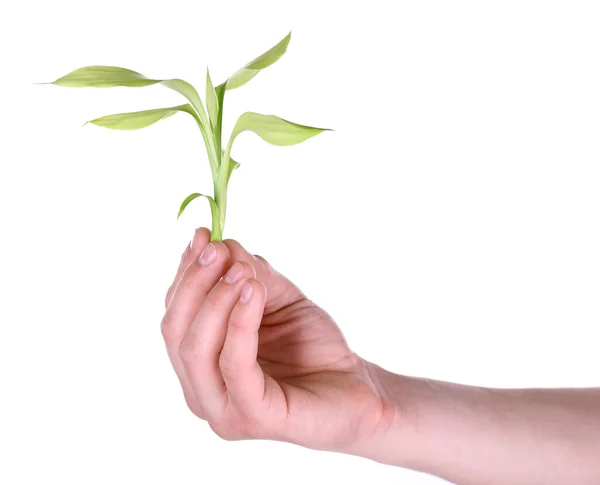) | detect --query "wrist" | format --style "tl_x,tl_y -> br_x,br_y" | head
352,361 -> 426,468
356,360 -> 487,477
